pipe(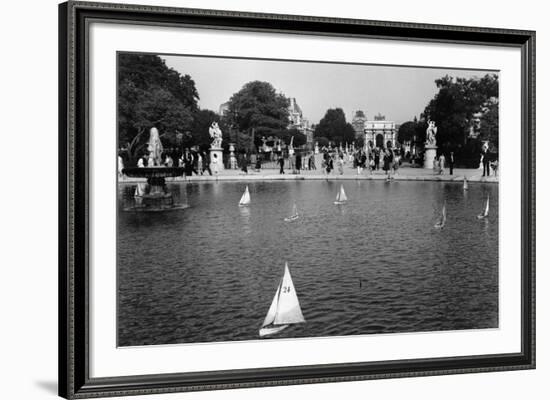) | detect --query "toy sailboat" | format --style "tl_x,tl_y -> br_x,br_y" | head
259,262 -> 305,337
239,185 -> 251,206
477,196 -> 489,219
434,203 -> 447,229
463,177 -> 468,190
284,203 -> 299,222
334,184 -> 348,205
